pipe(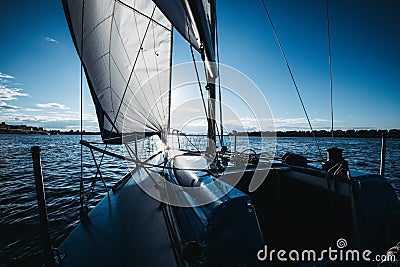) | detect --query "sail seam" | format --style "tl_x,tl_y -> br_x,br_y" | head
131,10 -> 164,129
111,15 -> 134,68
109,0 -> 117,113
133,11 -> 164,125
84,15 -> 113,43
108,14 -> 164,134
115,0 -> 171,32
108,53 -> 158,124
151,18 -> 167,125
107,7 -> 164,132
117,100 -> 161,132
